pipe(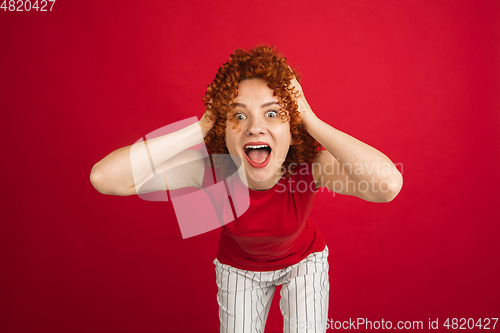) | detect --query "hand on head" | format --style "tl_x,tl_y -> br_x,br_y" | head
289,72 -> 315,122
201,99 -> 216,130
